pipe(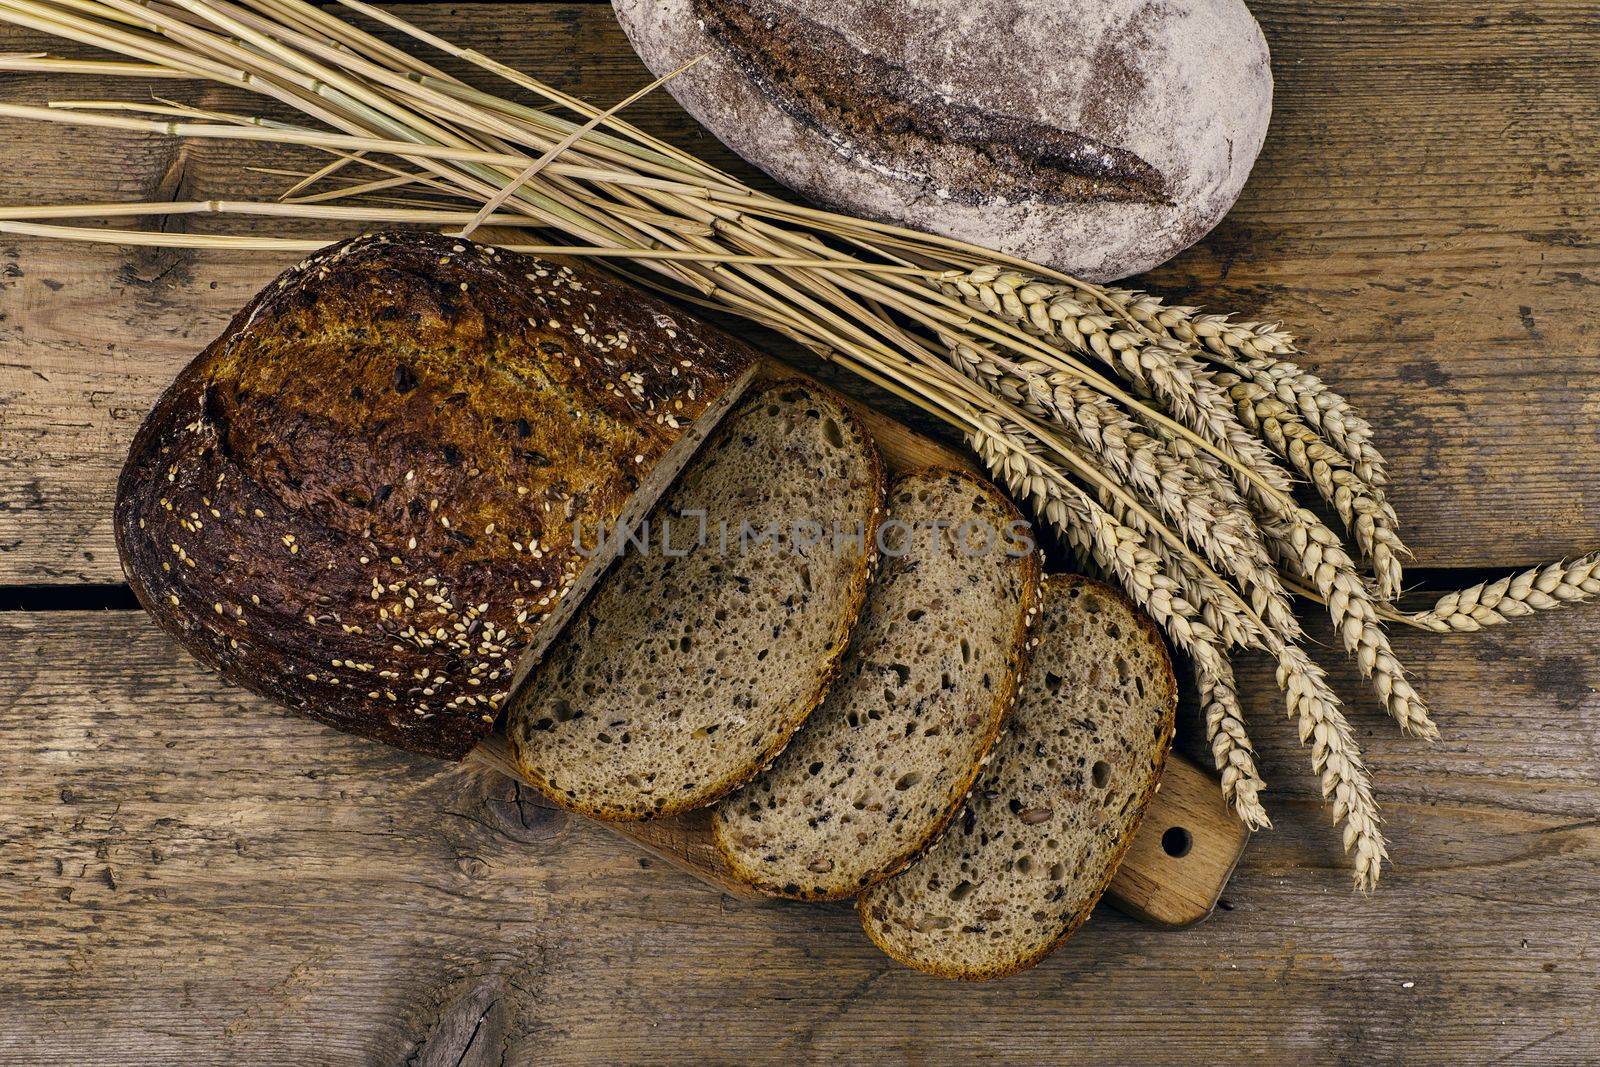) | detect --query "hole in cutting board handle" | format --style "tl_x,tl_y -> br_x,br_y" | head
1161,826 -> 1193,859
